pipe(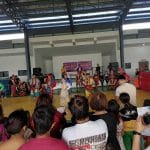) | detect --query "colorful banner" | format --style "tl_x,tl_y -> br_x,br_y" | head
63,62 -> 78,72
78,61 -> 92,71
63,61 -> 92,72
